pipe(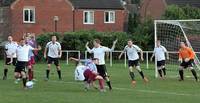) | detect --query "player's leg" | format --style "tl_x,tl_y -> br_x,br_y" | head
46,57 -> 52,80
157,61 -> 163,78
128,60 -> 136,86
135,60 -> 148,82
3,58 -> 10,80
188,60 -> 198,81
161,60 -> 166,77
103,65 -> 112,90
95,75 -> 105,92
27,62 -> 33,81
54,58 -> 62,80
178,66 -> 184,81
